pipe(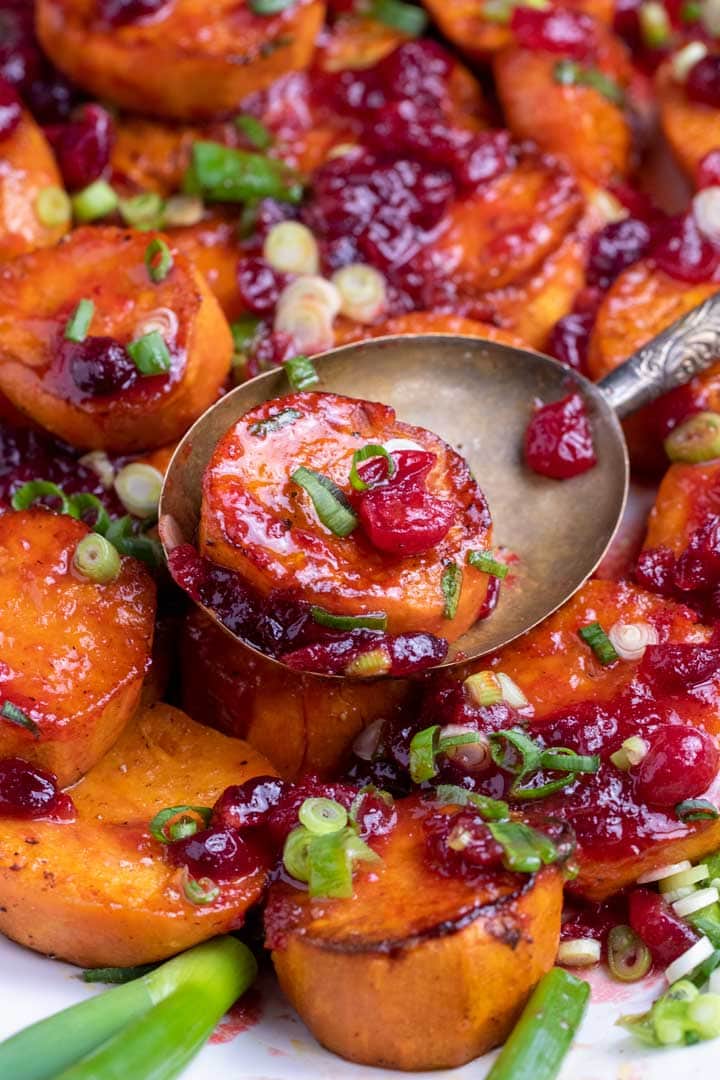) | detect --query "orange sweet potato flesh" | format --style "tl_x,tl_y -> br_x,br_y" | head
169,215 -> 246,321
181,609 -> 413,778
0,509 -> 156,785
657,62 -> 720,185
493,35 -> 633,183
0,226 -> 232,452
644,460 -> 720,554
267,797 -> 563,1070
200,391 -> 493,640
481,578 -> 720,900
0,108 -> 69,260
0,703 -> 275,967
36,0 -> 326,120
